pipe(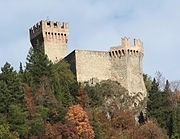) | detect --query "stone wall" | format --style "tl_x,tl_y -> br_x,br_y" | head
29,20 -> 69,63
44,42 -> 67,62
71,50 -> 111,84
110,56 -> 128,89
127,54 -> 147,104
65,41 -> 147,104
